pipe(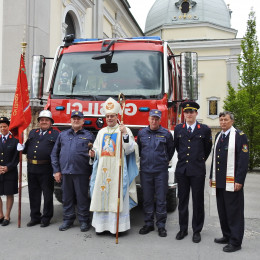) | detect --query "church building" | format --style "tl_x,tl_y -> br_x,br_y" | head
145,0 -> 241,131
